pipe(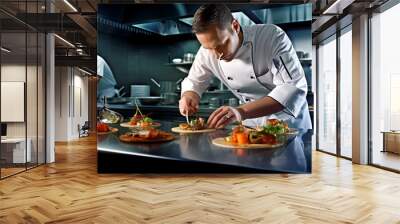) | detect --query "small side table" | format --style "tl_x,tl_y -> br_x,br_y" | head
381,131 -> 400,154
1,138 -> 32,163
